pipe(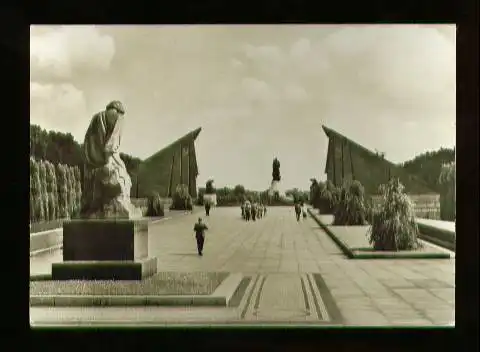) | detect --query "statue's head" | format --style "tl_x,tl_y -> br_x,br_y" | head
106,100 -> 125,117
